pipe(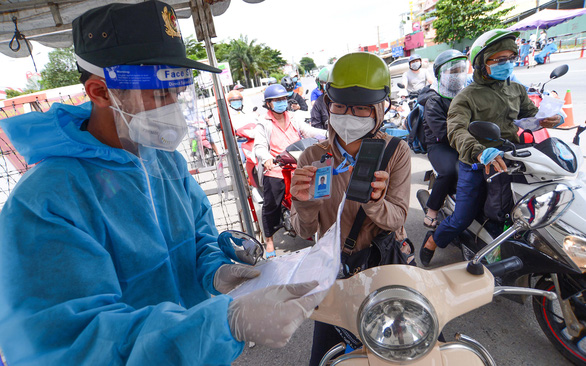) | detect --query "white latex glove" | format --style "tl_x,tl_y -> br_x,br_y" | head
228,281 -> 320,348
213,264 -> 260,294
